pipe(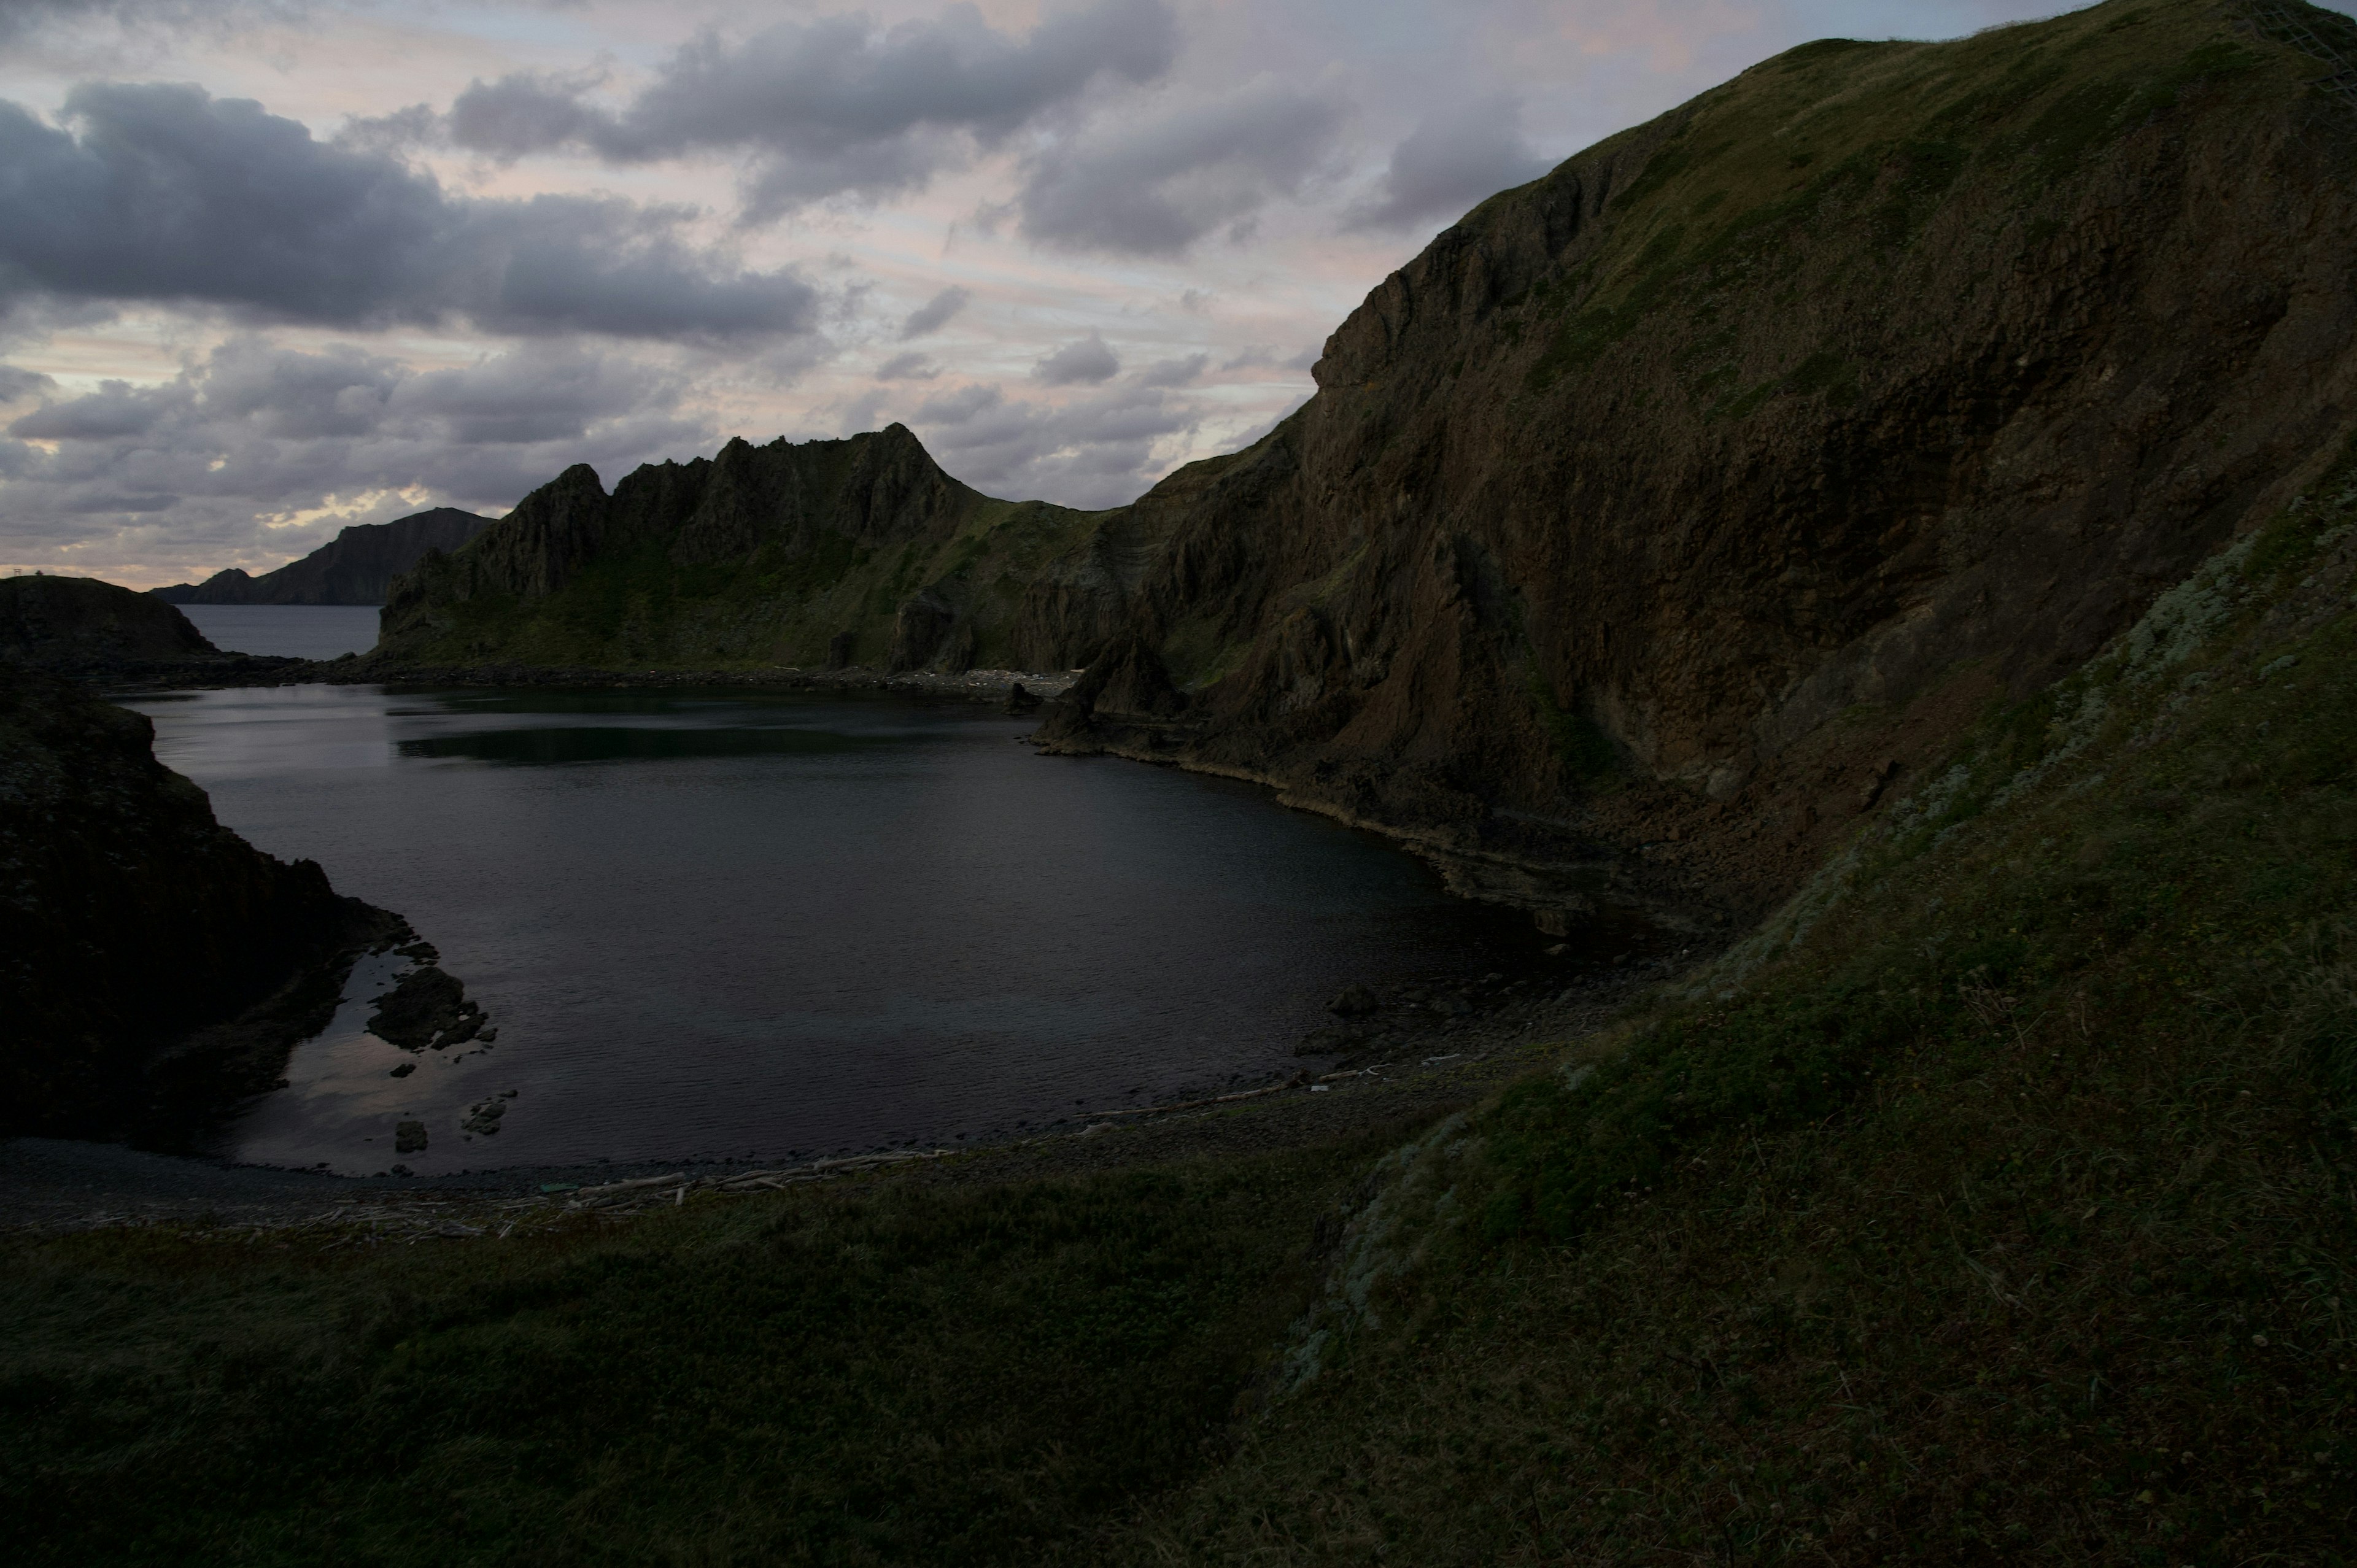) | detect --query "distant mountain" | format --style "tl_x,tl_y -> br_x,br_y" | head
153,508 -> 490,605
